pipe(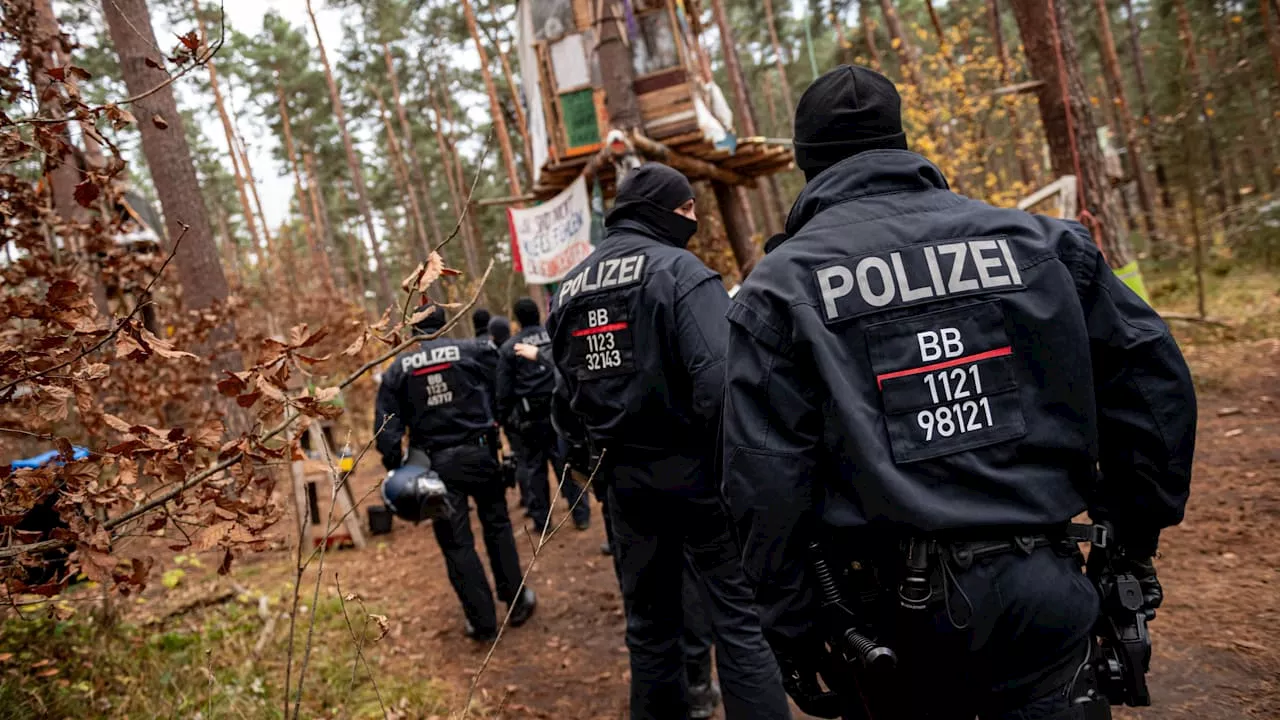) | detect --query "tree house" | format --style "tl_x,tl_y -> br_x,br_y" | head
515,0 -> 794,199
